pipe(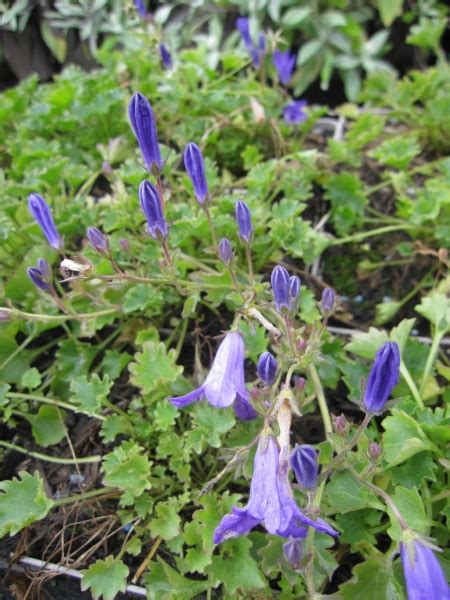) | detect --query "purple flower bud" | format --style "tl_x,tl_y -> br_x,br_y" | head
333,413 -> 349,435
368,442 -> 382,461
184,142 -> 209,205
283,100 -> 308,126
295,376 -> 306,390
282,537 -> 304,567
139,180 -> 168,240
87,227 -> 110,255
290,275 -> 301,312
273,49 -> 296,86
159,43 -> 172,69
218,238 -> 233,266
400,540 -> 449,600
128,92 -> 162,174
235,200 -> 253,243
27,263 -> 51,292
271,265 -> 291,313
37,258 -> 51,279
321,287 -> 335,315
0,309 -> 11,322
363,342 -> 400,413
257,351 -> 277,385
134,0 -> 147,19
290,444 -> 318,490
102,161 -> 113,176
236,17 -> 265,68
119,238 -> 130,252
28,193 -> 63,250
